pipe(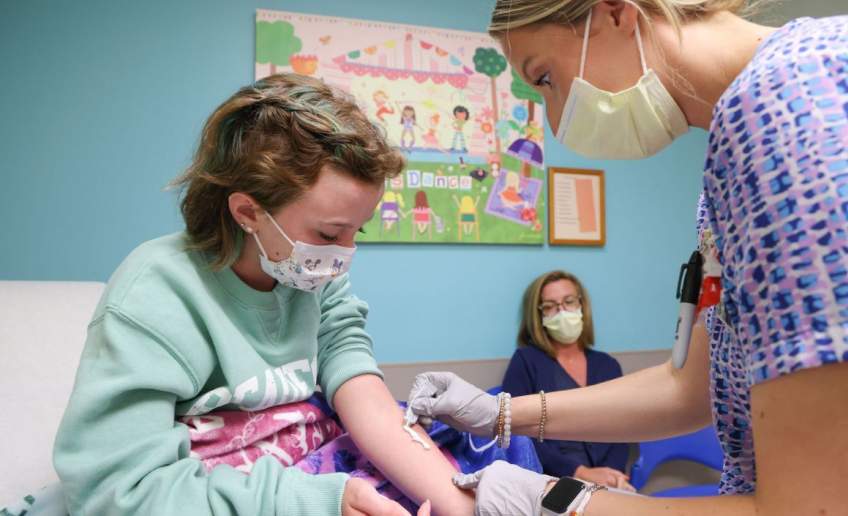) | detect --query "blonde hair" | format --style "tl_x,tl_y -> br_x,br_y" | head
518,270 -> 595,357
489,0 -> 762,38
171,73 -> 404,268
